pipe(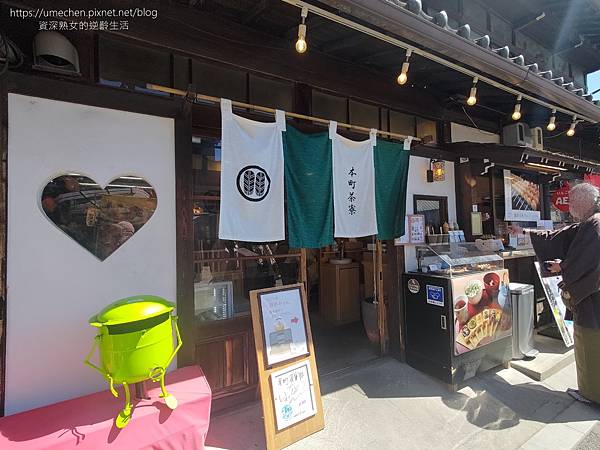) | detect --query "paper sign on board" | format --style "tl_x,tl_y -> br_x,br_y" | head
271,360 -> 317,431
